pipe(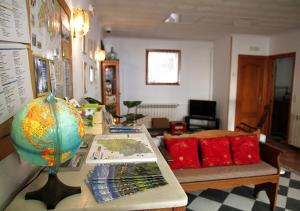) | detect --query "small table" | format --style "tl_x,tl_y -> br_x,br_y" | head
6,127 -> 187,211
